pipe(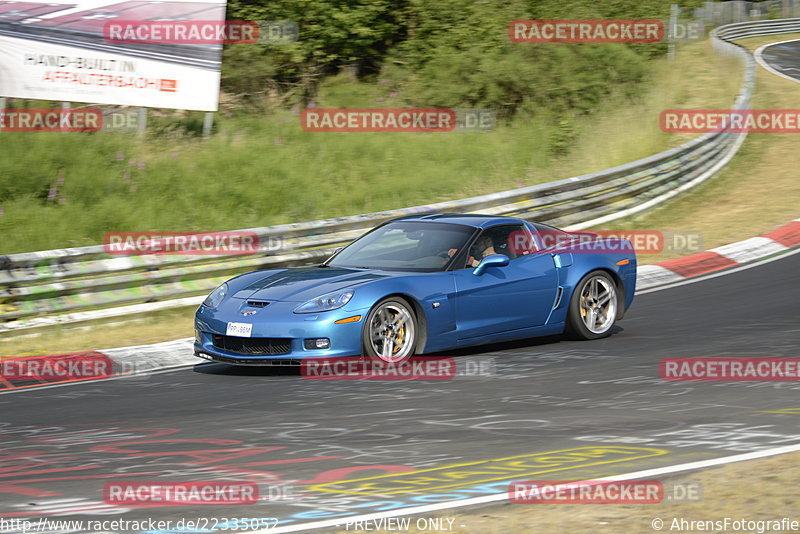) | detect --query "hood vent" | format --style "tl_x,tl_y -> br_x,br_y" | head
246,300 -> 270,307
